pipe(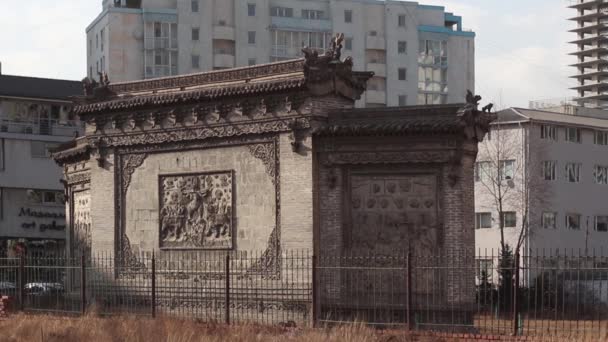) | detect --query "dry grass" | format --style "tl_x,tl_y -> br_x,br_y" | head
0,314 -> 604,342
0,314 -> 430,342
